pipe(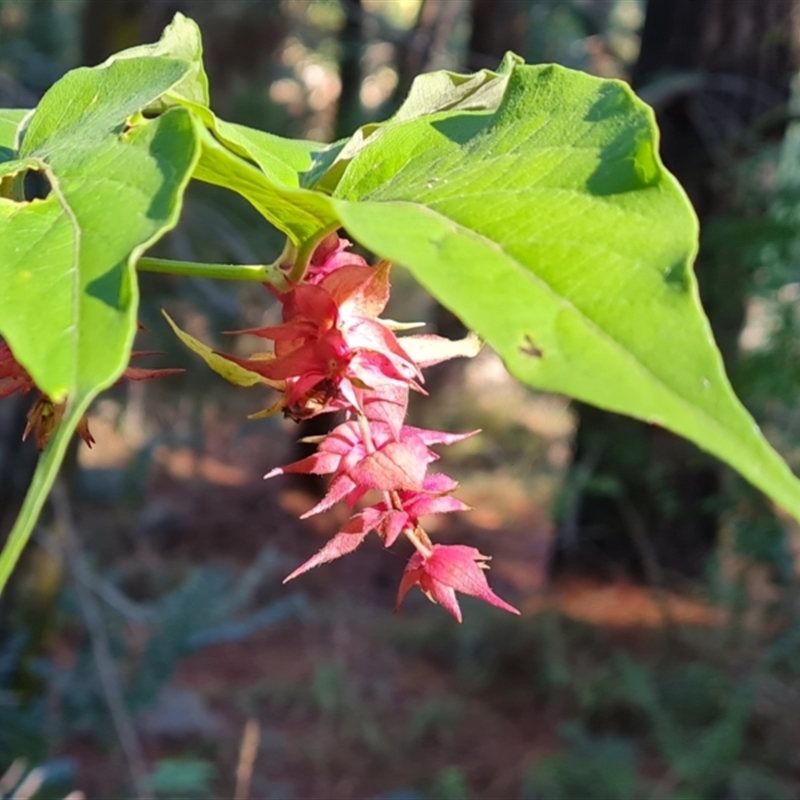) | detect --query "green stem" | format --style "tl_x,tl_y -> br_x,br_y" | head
288,223 -> 340,283
0,395 -> 92,596
137,256 -> 288,289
